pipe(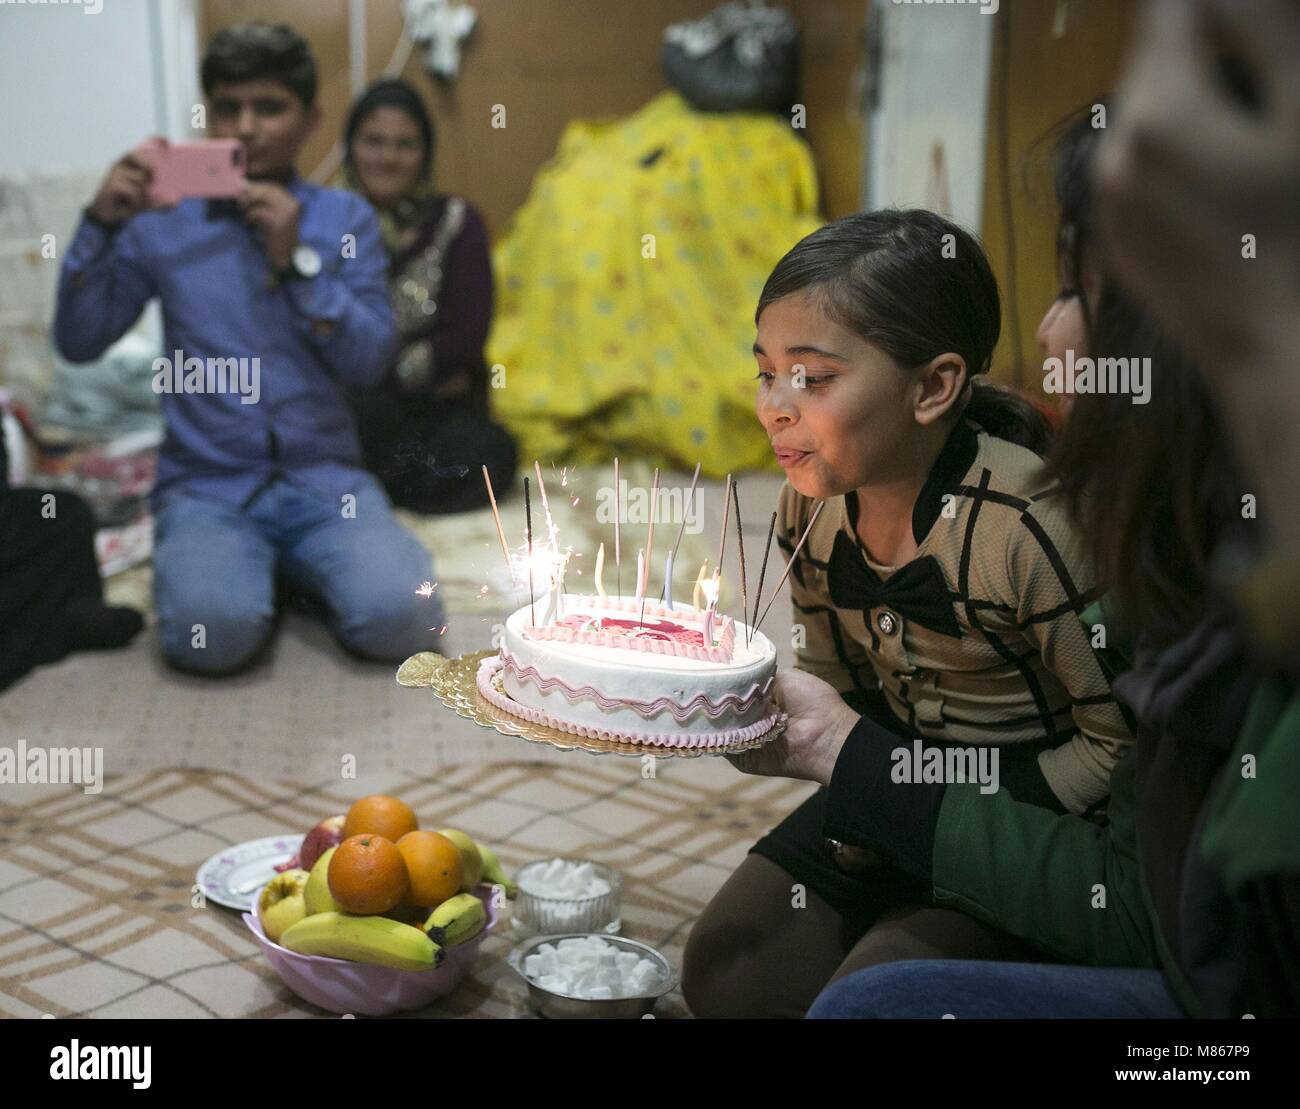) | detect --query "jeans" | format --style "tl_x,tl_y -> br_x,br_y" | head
806,959 -> 1186,1019
152,475 -> 445,674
